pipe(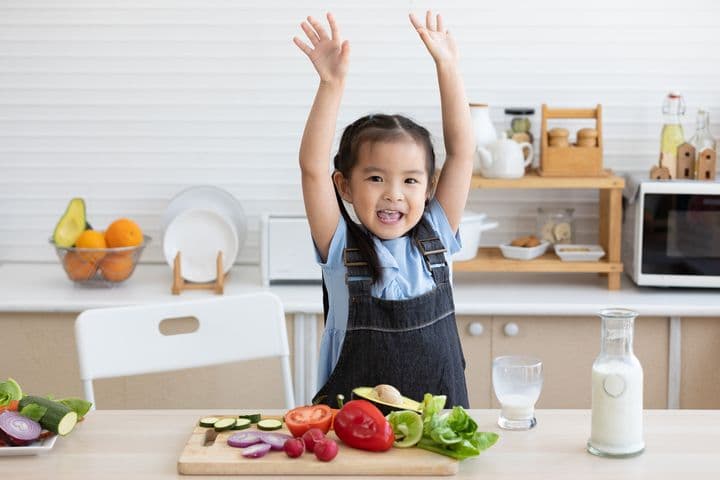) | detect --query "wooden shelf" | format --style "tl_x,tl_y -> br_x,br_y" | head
462,168 -> 625,290
470,169 -> 625,190
453,248 -> 623,273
